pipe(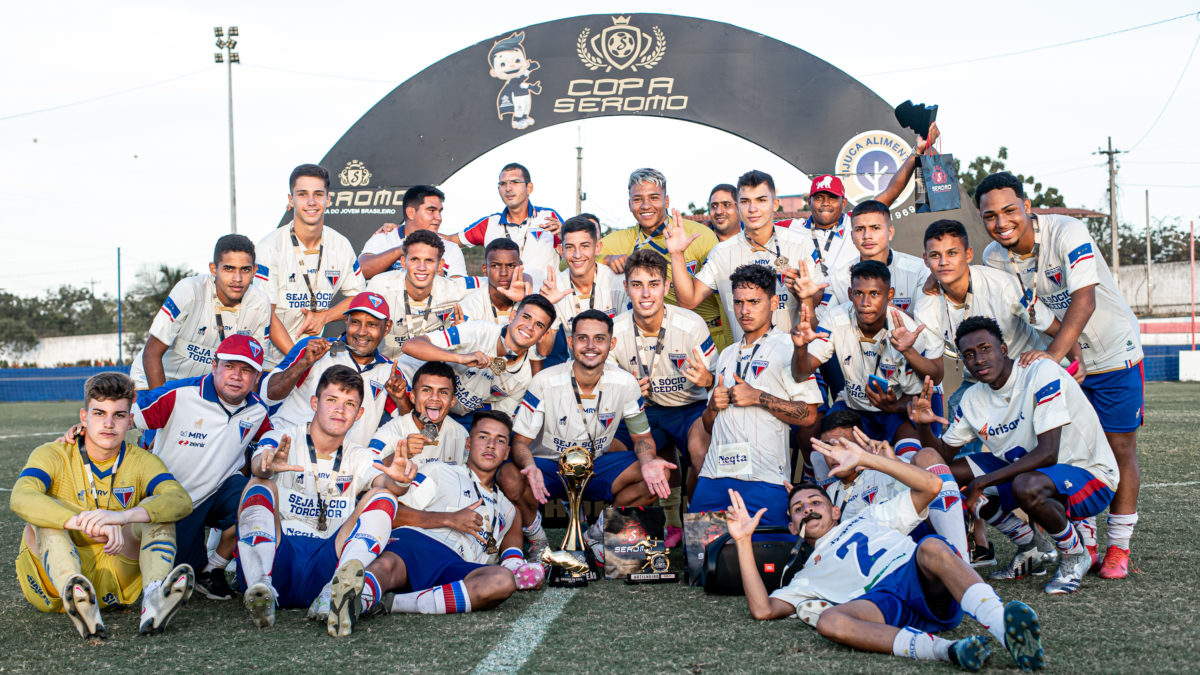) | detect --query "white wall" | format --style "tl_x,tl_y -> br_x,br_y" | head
1,333 -> 123,367
1120,261 -> 1197,316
